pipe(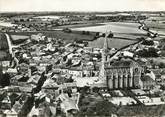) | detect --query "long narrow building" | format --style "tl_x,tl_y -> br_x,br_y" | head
0,33 -> 12,82
0,33 -> 11,61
